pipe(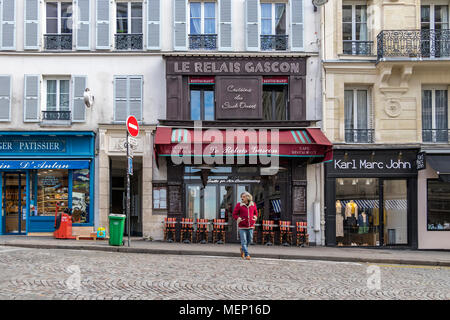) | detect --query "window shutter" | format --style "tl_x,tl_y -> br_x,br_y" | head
245,0 -> 259,51
219,0 -> 232,51
114,76 -> 128,122
0,75 -> 11,121
129,76 -> 143,121
1,0 -> 16,50
96,0 -> 110,49
291,0 -> 304,51
72,76 -> 87,122
173,0 -> 187,50
147,0 -> 160,50
76,0 -> 90,50
24,0 -> 39,50
24,75 -> 40,122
